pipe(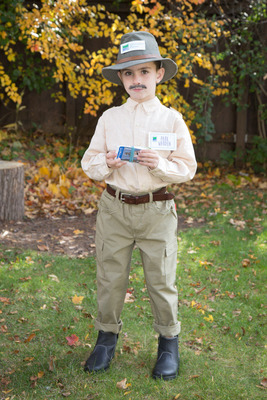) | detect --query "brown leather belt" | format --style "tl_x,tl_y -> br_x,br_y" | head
106,184 -> 174,205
